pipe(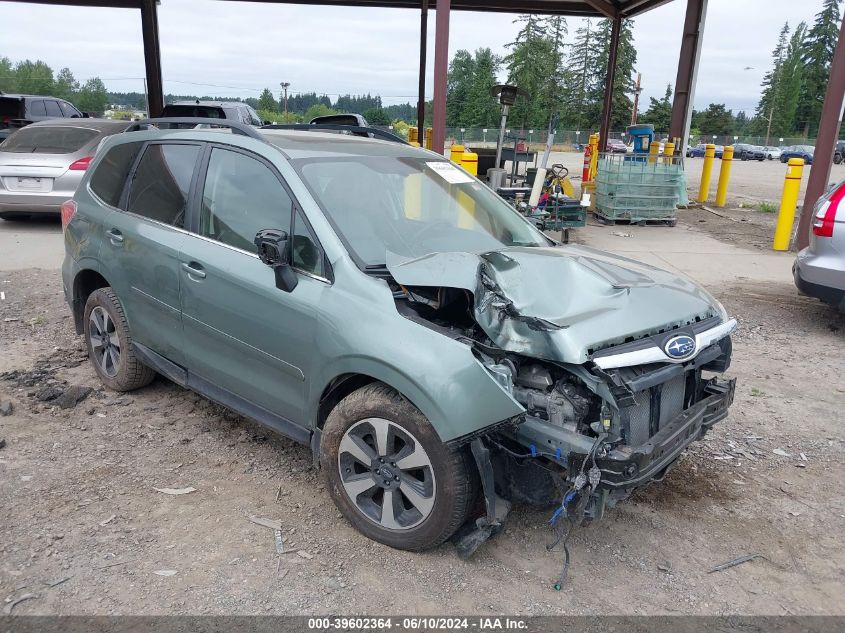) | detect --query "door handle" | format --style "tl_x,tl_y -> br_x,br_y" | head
181,262 -> 206,279
106,228 -> 124,245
